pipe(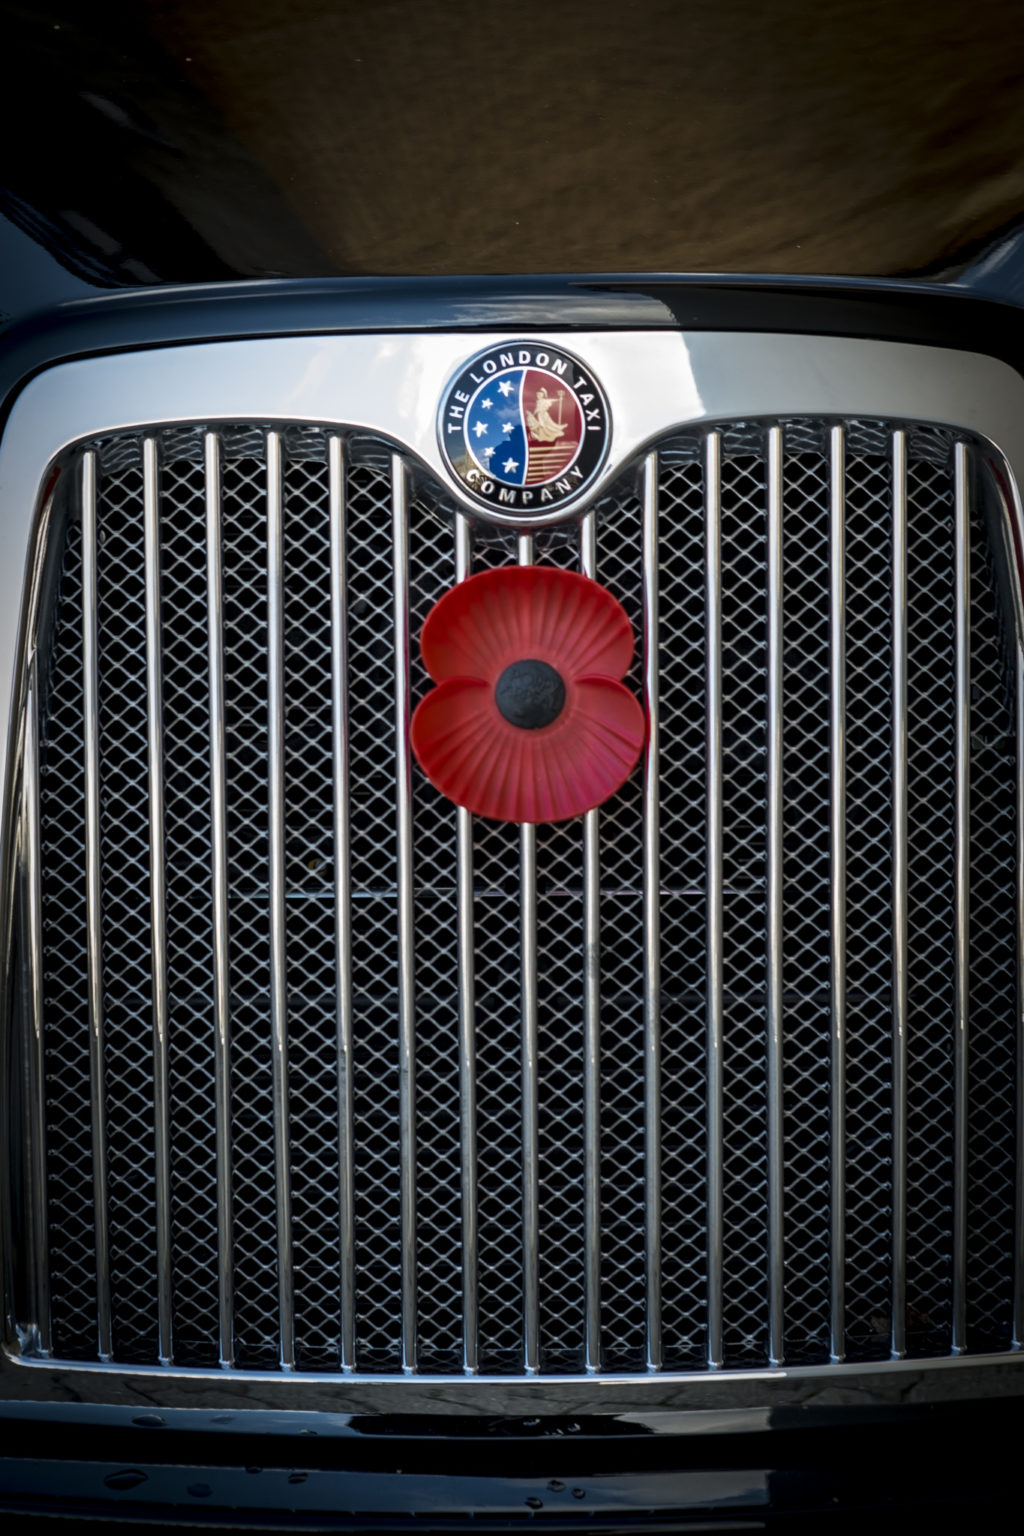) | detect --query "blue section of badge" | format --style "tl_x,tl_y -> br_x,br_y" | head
466,368 -> 527,485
